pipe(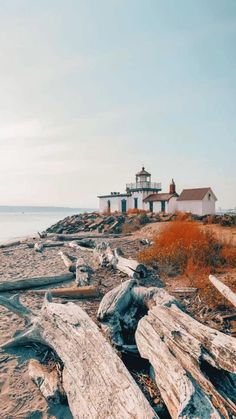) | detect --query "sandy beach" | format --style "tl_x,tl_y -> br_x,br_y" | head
0,221 -> 236,418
